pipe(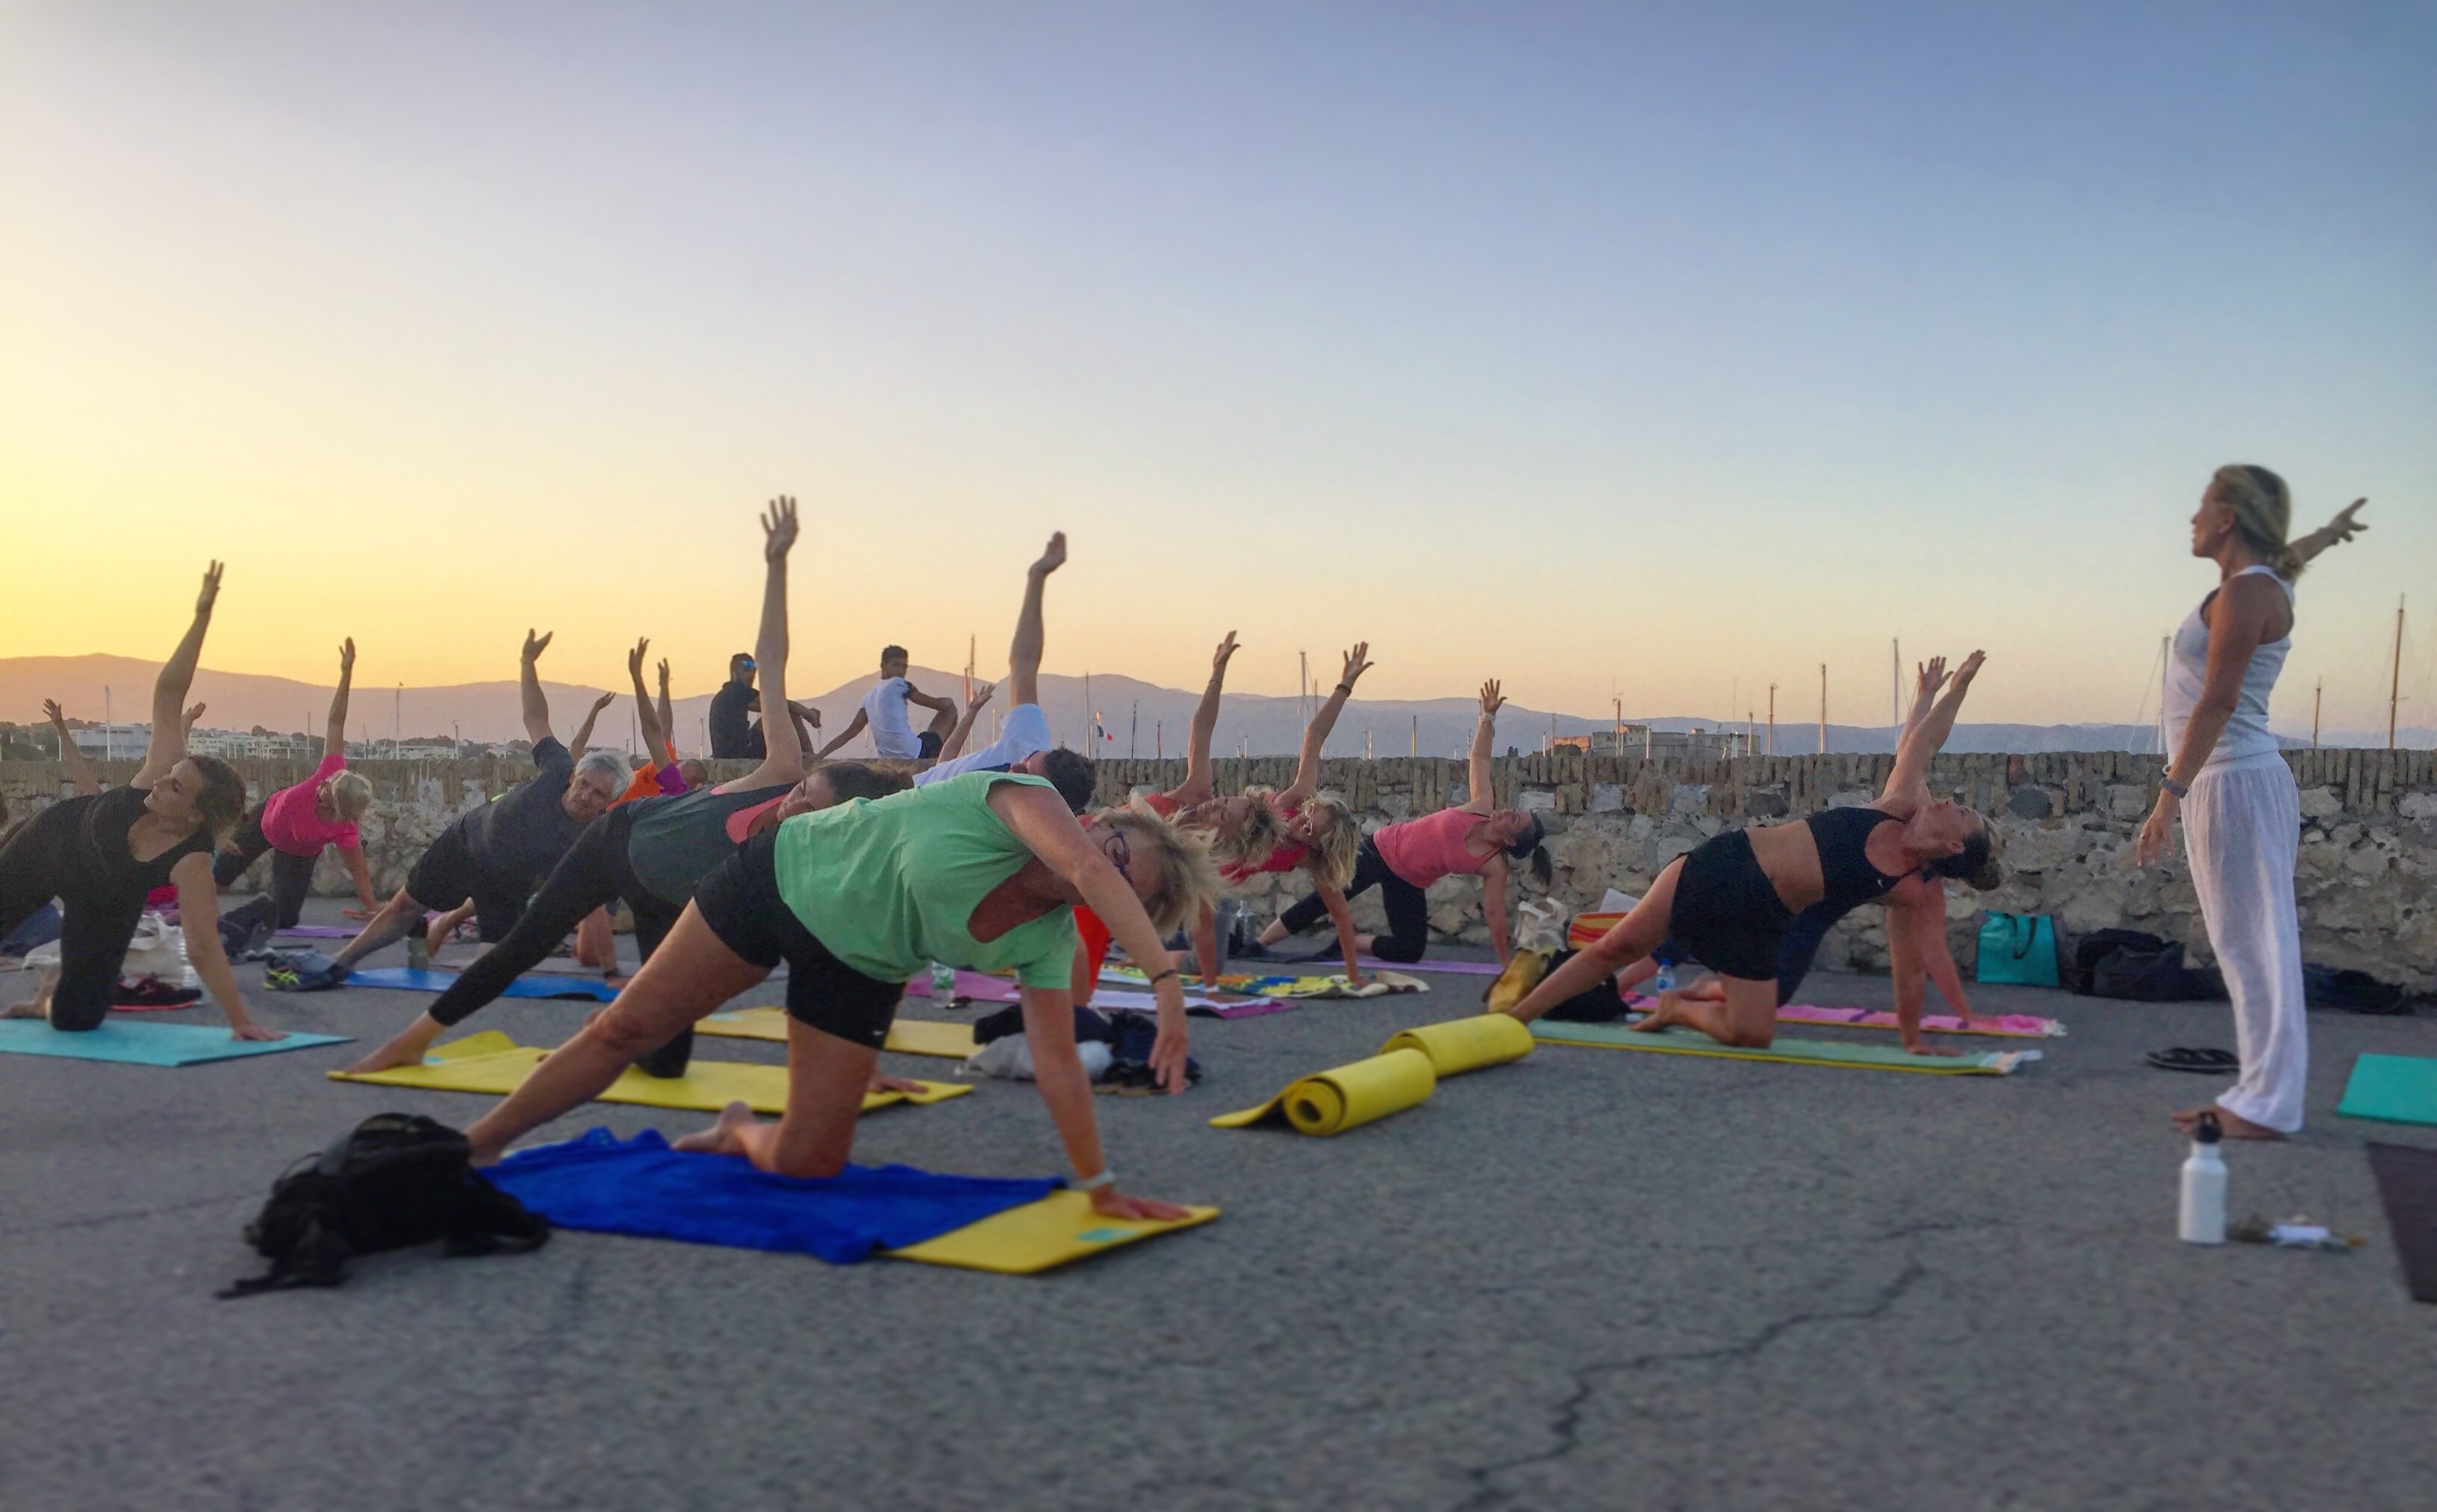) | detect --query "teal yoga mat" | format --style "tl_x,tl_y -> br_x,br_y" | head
346,967 -> 621,1002
1530,1020 -> 2038,1075
0,1020 -> 351,1066
2336,1055 -> 2437,1127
